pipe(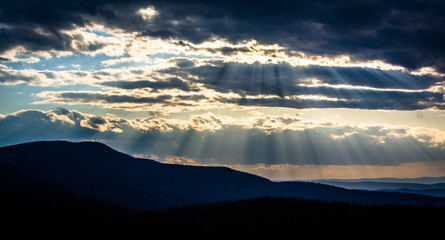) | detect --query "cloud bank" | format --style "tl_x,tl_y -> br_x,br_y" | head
1,109 -> 444,167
